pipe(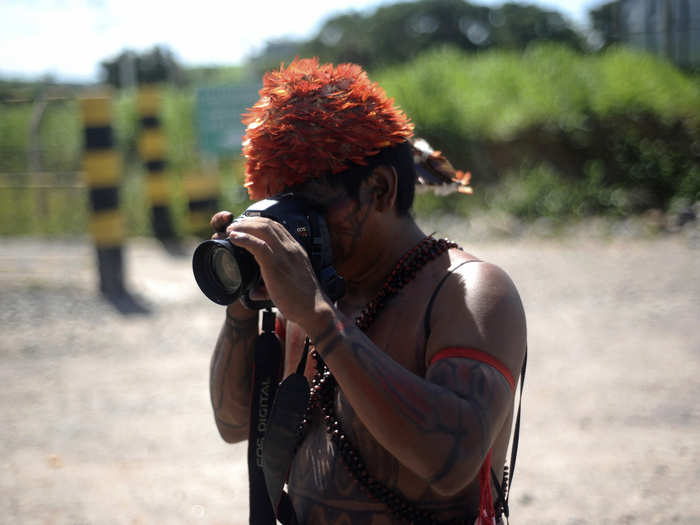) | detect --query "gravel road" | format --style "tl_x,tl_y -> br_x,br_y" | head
1,222 -> 698,524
